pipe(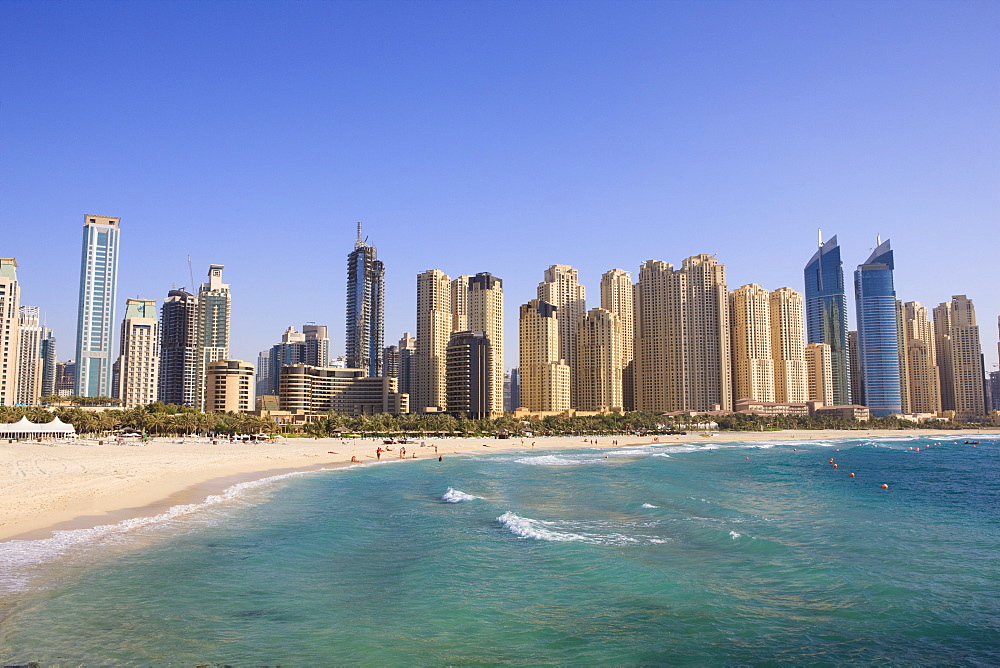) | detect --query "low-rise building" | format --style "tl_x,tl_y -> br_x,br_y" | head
279,364 -> 407,415
206,359 -> 254,413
